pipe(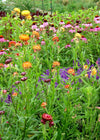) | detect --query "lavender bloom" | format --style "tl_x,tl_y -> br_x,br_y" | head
5,95 -> 12,104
